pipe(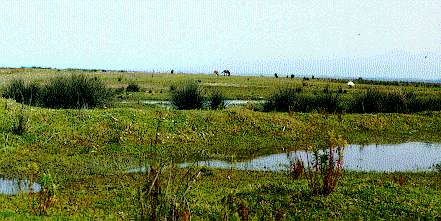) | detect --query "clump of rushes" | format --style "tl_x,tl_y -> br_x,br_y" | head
2,74 -> 112,109
170,81 -> 205,110
12,105 -> 27,135
2,79 -> 41,105
263,88 -> 302,112
126,82 -> 141,92
209,88 -> 225,110
40,74 -> 111,109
